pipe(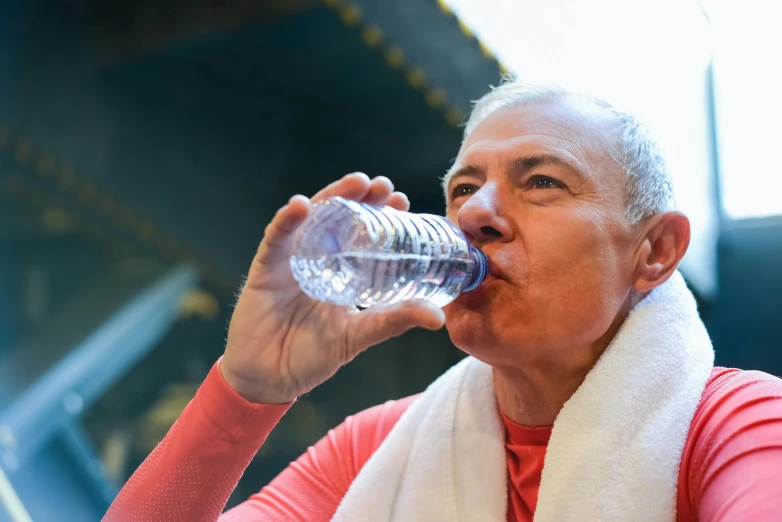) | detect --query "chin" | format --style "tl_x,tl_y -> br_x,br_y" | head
444,283 -> 530,362
444,299 -> 502,355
